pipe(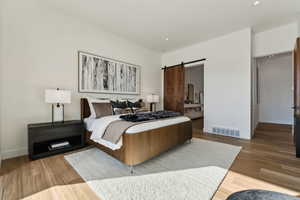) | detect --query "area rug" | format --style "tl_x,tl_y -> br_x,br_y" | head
65,138 -> 241,200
